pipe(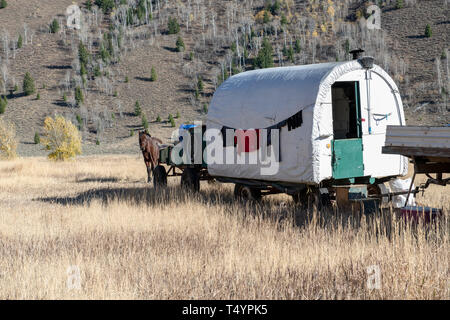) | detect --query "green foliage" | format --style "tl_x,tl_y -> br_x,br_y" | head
202,103 -> 208,114
287,46 -> 294,63
197,77 -> 204,93
134,100 -> 142,116
168,17 -> 180,34
395,0 -> 404,9
295,39 -> 301,54
100,44 -> 110,63
168,114 -> 175,127
113,90 -> 118,97
94,65 -> 101,78
175,111 -> 180,119
263,10 -> 271,24
96,138 -> 100,145
63,93 -> 68,103
176,36 -> 185,52
0,0 -> 7,9
130,130 -> 135,137
95,0 -> 115,13
0,96 -> 7,114
78,42 -> 90,72
141,114 -> 149,130
76,114 -> 83,130
13,84 -> 18,92
189,52 -> 194,61
344,39 -> 350,55
34,132 -> 40,144
86,0 -> 92,11
442,50 -> 447,60
254,38 -> 274,69
425,24 -> 432,38
36,92 -> 40,100
156,115 -> 161,122
75,86 -> 83,106
23,72 -> 36,96
17,35 -> 23,49
151,67 -> 157,82
125,76 -> 129,83
50,19 -> 60,34
281,14 -> 288,25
